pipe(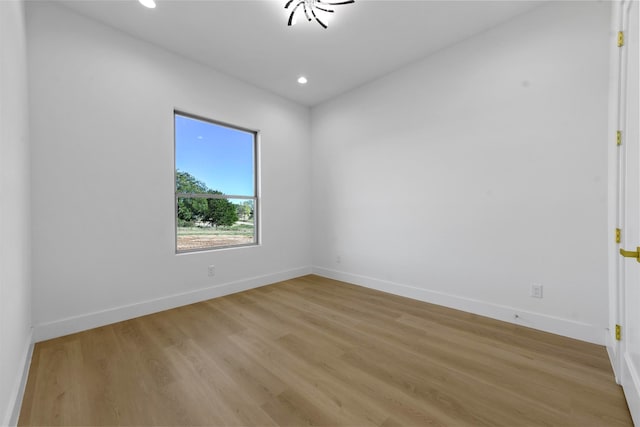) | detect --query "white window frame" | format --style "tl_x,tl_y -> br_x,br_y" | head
174,110 -> 259,253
